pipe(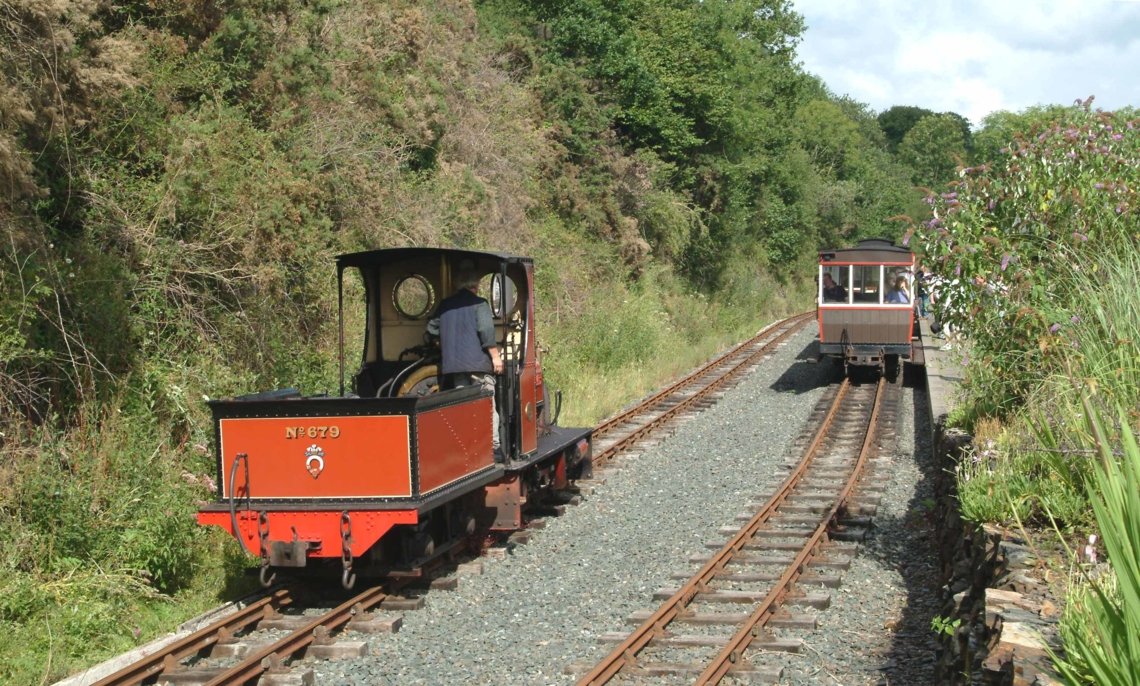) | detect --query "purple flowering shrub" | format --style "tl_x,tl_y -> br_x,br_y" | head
913,101 -> 1140,415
